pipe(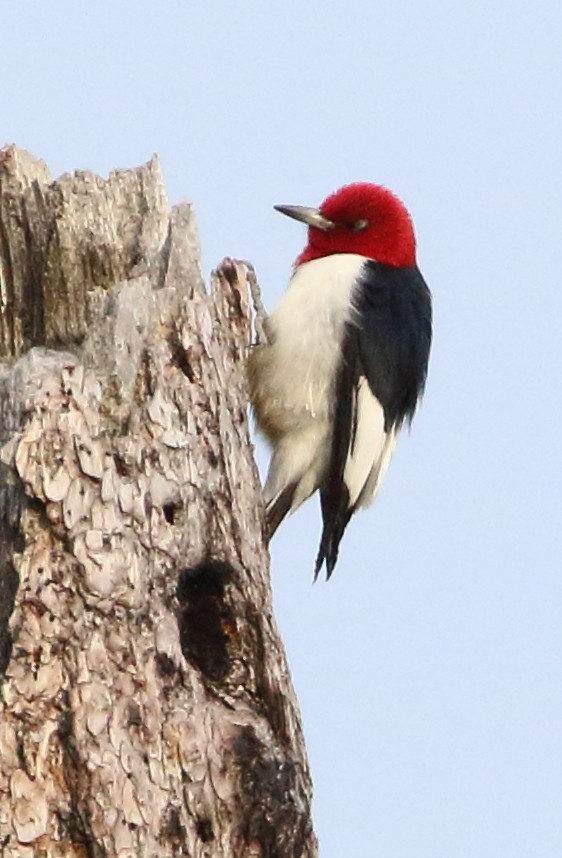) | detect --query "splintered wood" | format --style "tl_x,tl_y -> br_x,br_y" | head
0,146 -> 316,858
